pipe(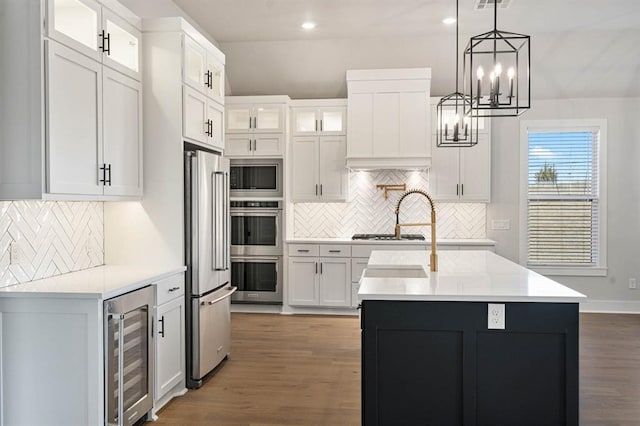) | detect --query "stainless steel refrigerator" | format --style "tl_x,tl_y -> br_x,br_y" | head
184,149 -> 236,389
